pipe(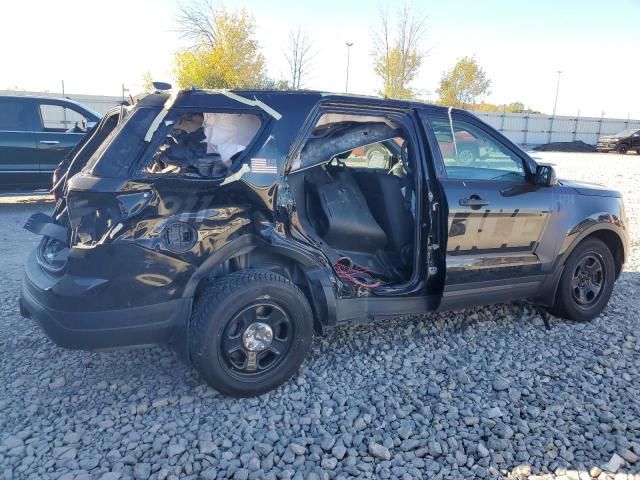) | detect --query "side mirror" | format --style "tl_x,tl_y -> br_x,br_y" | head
535,164 -> 558,186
